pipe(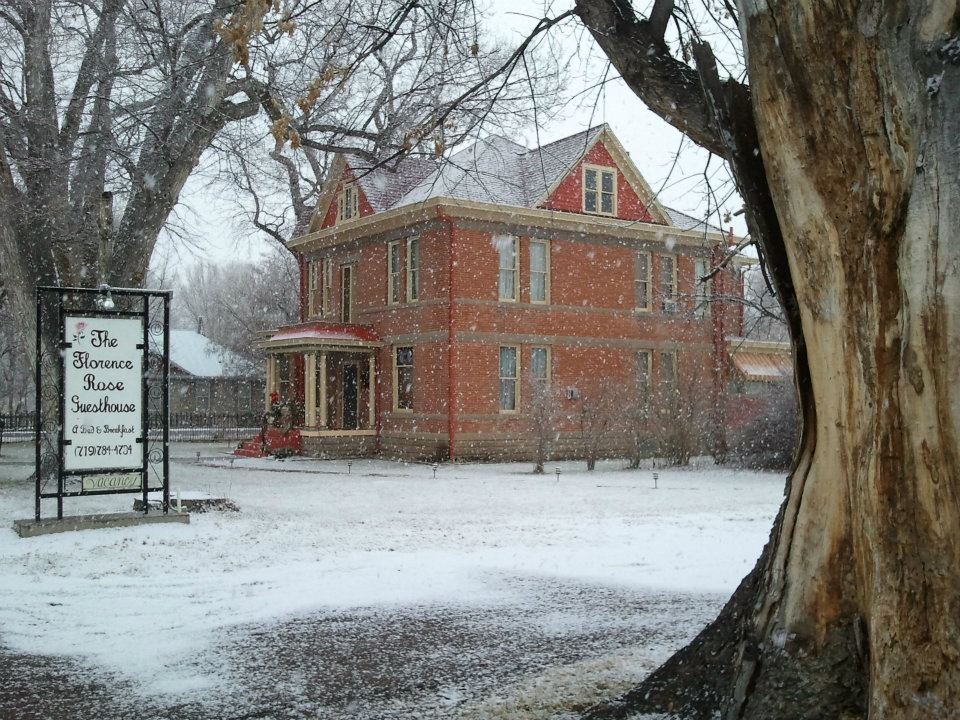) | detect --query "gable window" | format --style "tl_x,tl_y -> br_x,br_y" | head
497,235 -> 519,302
530,346 -> 550,385
394,346 -> 414,411
321,258 -> 333,316
659,254 -> 677,313
529,239 -> 550,303
583,165 -> 616,216
337,183 -> 359,223
499,346 -> 519,412
694,258 -> 712,318
406,236 -> 420,303
340,264 -> 354,323
635,251 -> 651,311
387,241 -> 402,305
